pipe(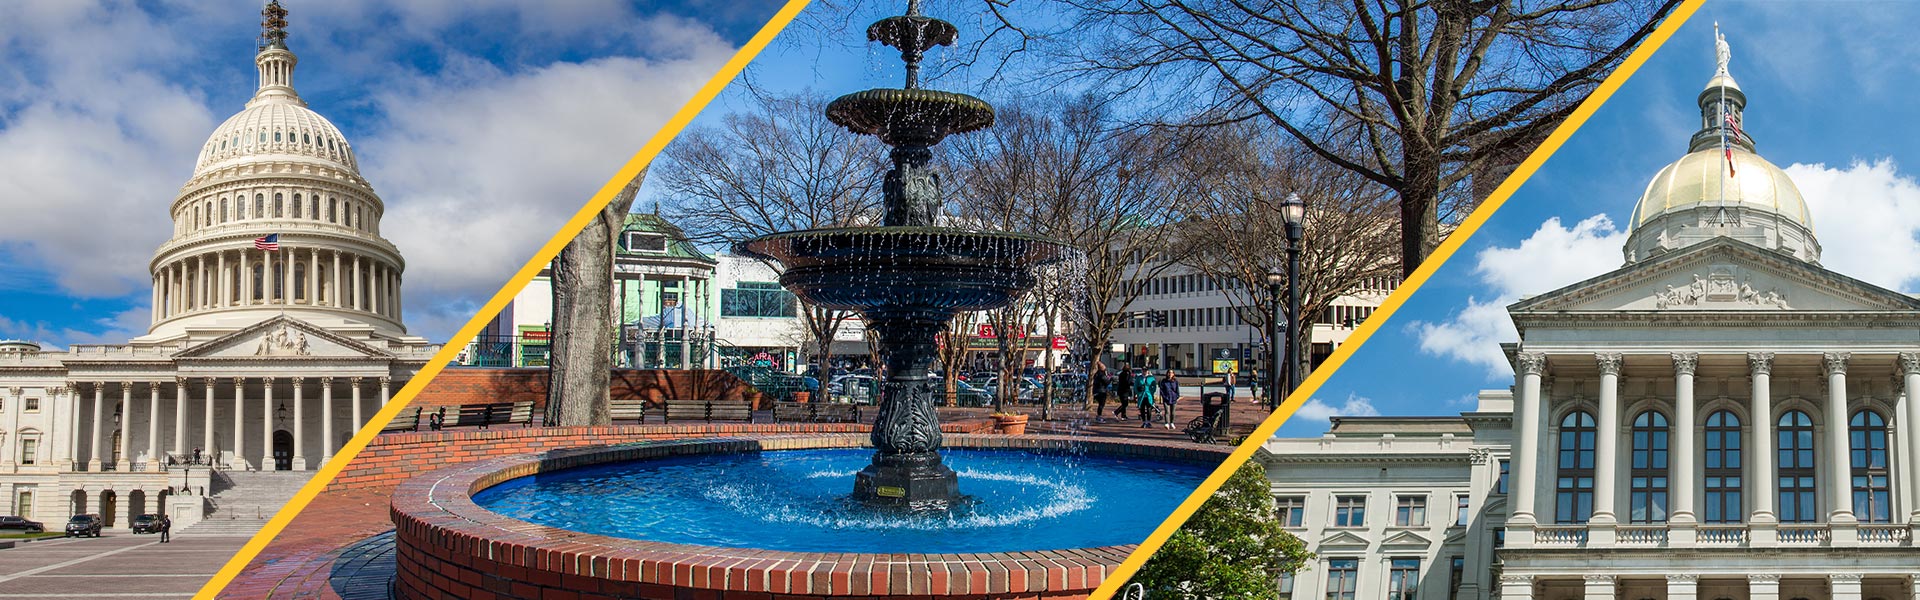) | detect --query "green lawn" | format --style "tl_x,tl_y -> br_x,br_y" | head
0,531 -> 65,540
